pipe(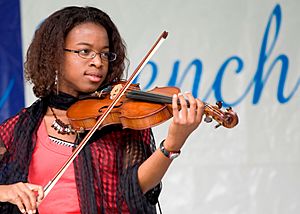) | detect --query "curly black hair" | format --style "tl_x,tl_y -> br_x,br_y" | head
24,6 -> 127,98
